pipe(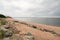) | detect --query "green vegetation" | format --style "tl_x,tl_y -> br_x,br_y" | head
0,30 -> 5,39
0,14 -> 7,25
0,14 -> 12,18
6,16 -> 12,18
0,19 -> 7,25
0,14 -> 6,18
0,27 -> 14,39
